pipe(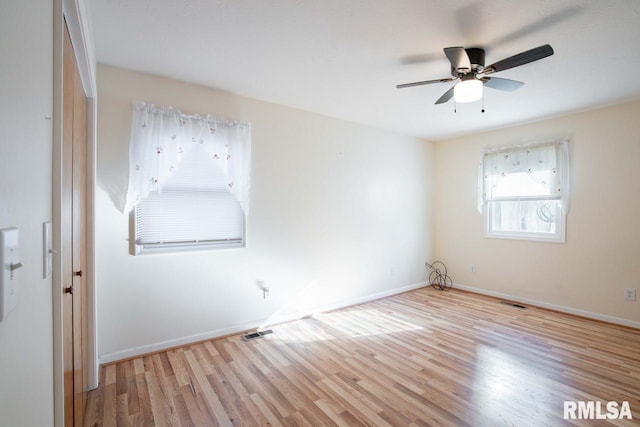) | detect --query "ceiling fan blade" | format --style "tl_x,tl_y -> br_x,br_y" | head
444,47 -> 471,72
435,86 -> 455,104
482,77 -> 524,91
396,77 -> 456,89
485,44 -> 554,74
